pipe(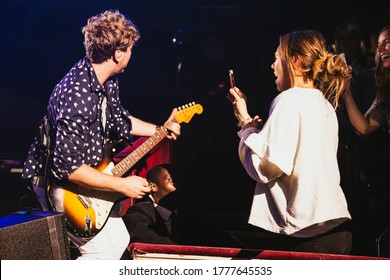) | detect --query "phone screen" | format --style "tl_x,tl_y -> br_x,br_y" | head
229,69 -> 235,88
